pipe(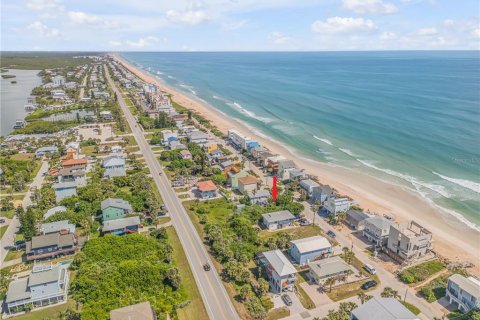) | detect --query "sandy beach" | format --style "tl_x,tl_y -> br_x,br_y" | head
113,53 -> 480,274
